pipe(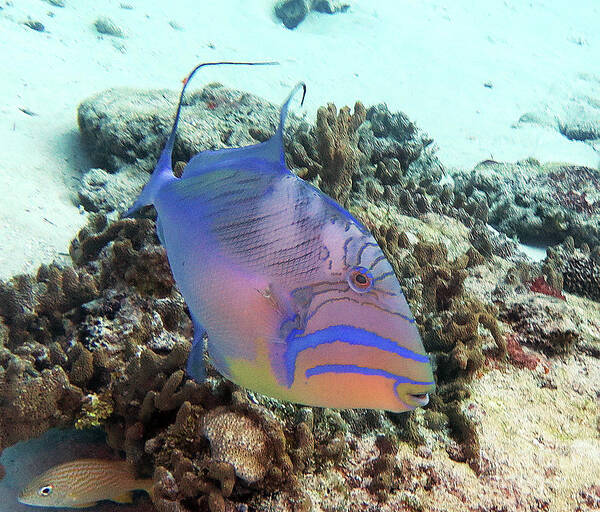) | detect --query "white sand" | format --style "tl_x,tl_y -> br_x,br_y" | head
1,0 -> 599,279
